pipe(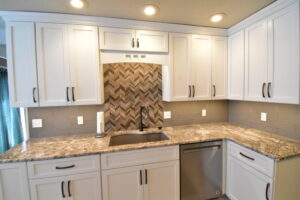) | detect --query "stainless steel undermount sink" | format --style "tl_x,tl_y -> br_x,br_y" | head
109,132 -> 169,146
